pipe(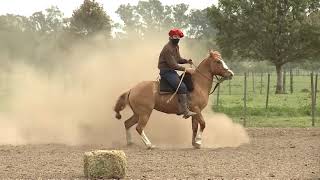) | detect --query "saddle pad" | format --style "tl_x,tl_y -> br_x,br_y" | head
159,72 -> 194,94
